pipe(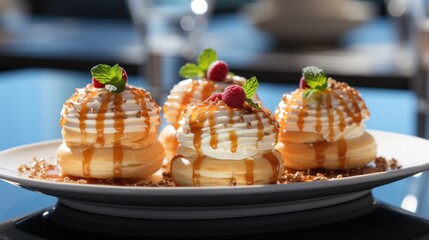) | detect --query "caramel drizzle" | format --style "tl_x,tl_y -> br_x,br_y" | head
112,94 -> 125,178
82,146 -> 95,177
208,104 -> 218,149
132,89 -> 151,138
297,98 -> 307,132
326,92 -> 335,142
263,152 -> 281,183
189,104 -> 206,186
244,158 -> 254,185
331,90 -> 362,125
335,108 -> 346,132
79,91 -> 98,178
315,100 -> 322,134
338,138 -> 347,169
227,108 -> 238,153
96,93 -> 112,146
79,91 -> 97,145
201,80 -> 216,103
254,111 -> 264,143
229,130 -> 238,153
